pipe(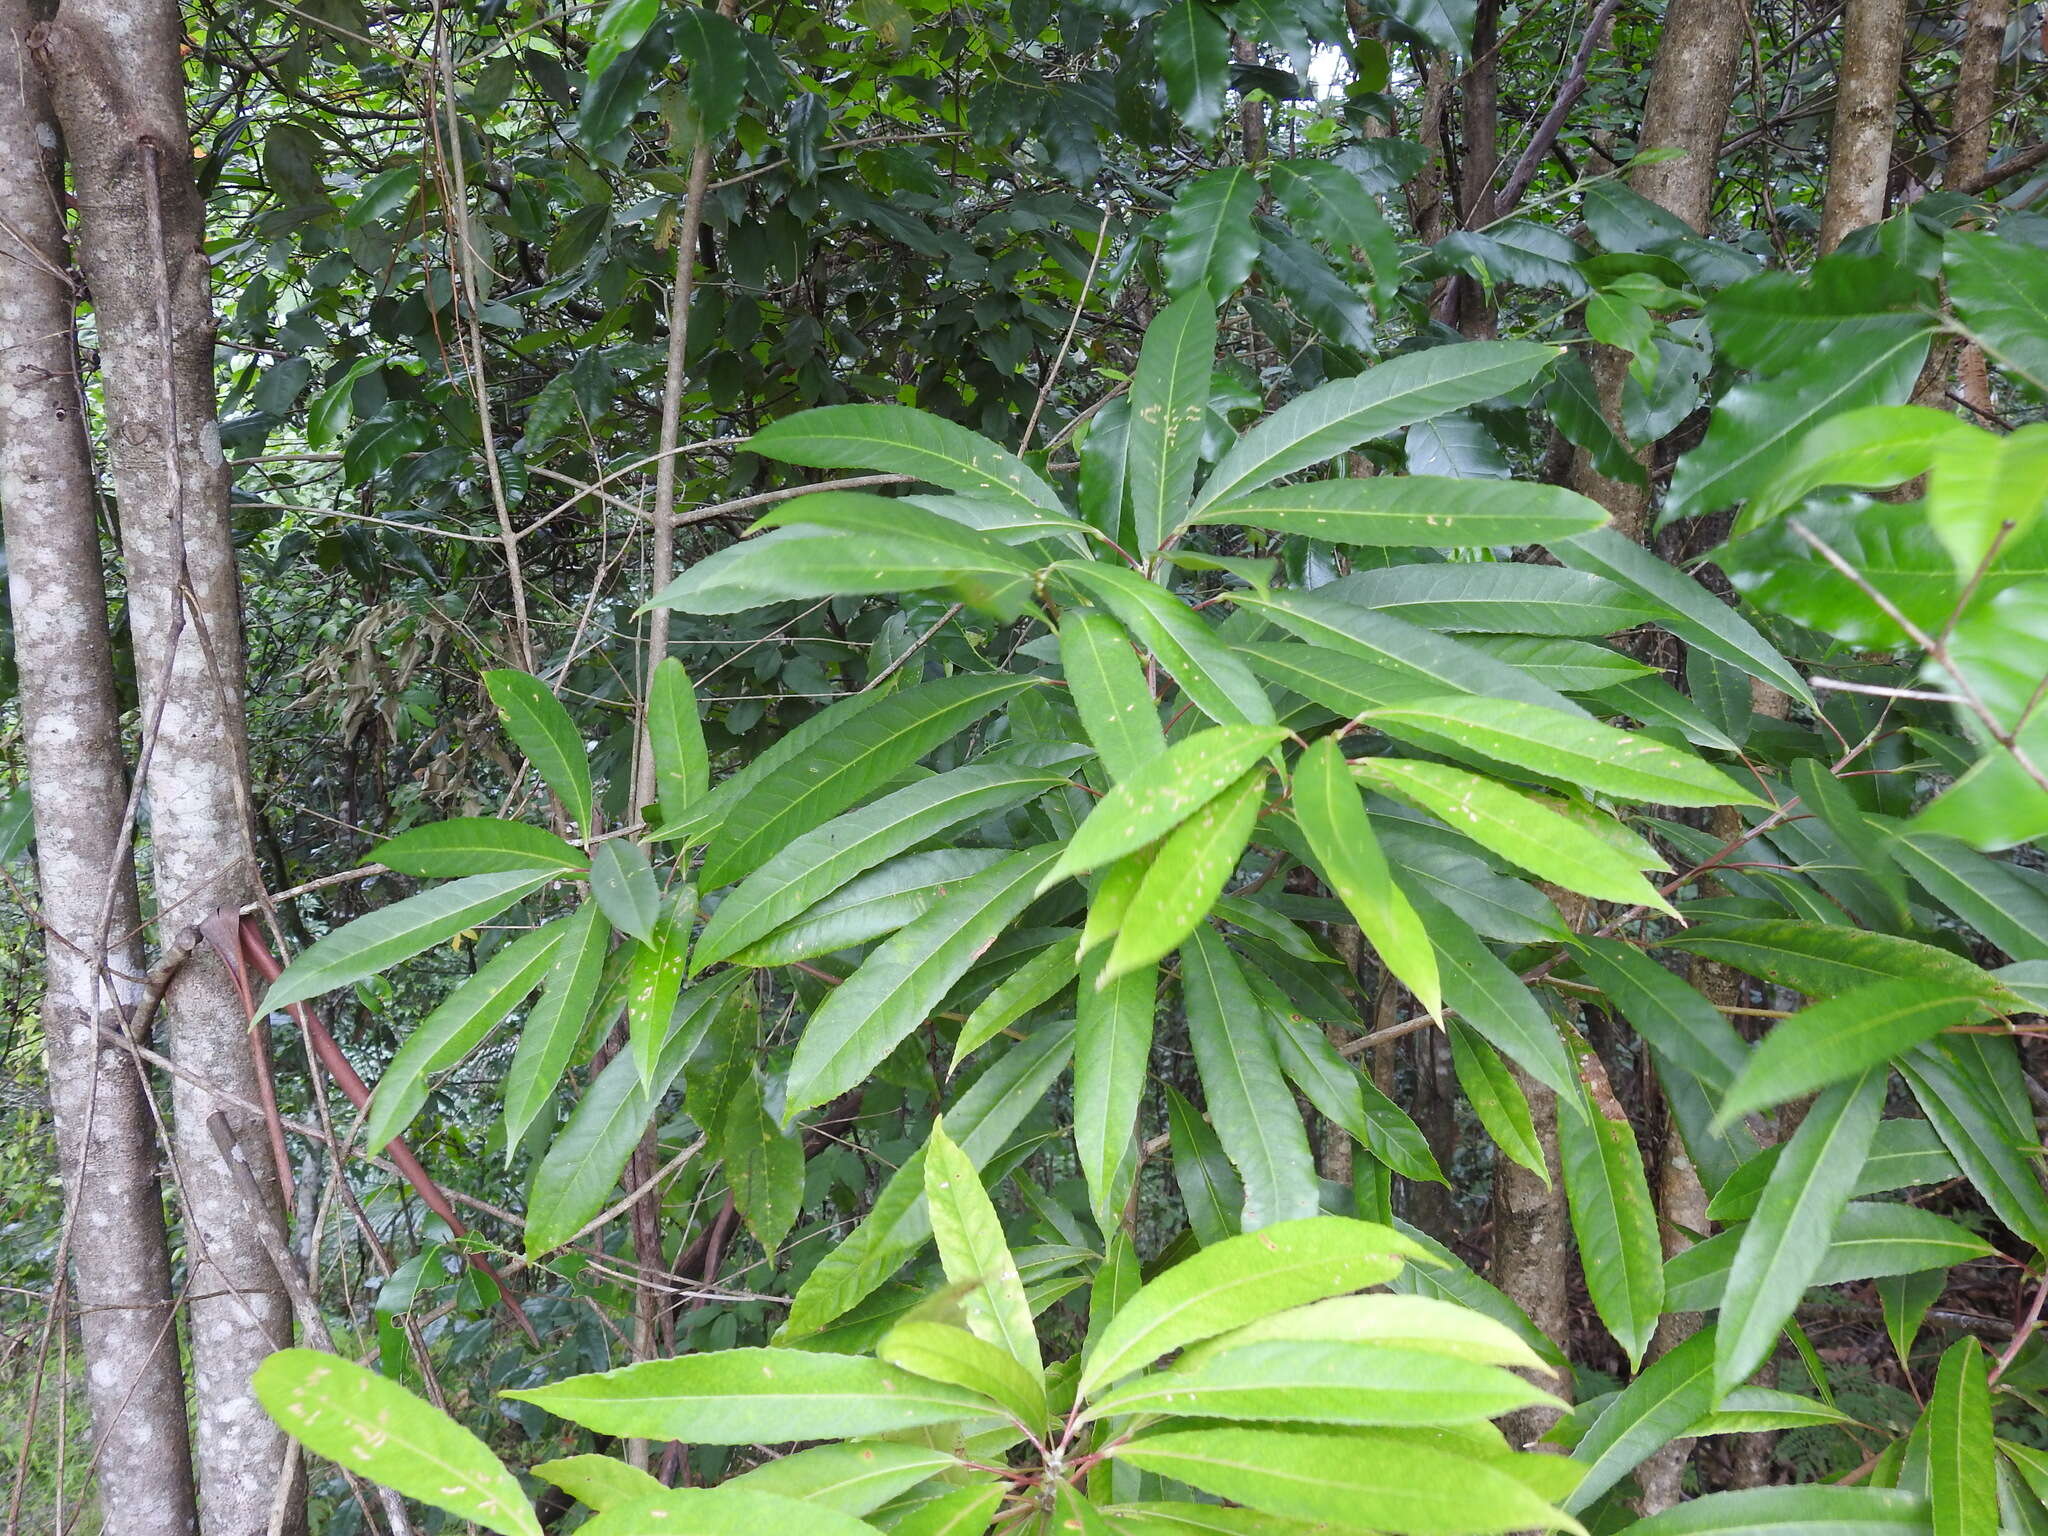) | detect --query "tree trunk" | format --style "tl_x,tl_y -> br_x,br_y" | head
1489,1065 -> 1573,1450
0,5 -> 197,1530
1819,0 -> 1911,253
1632,0 -> 1750,233
1947,0 -> 2009,190
36,3 -> 298,1529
